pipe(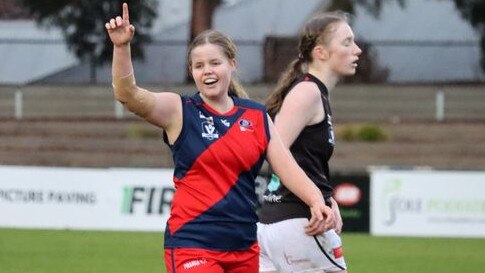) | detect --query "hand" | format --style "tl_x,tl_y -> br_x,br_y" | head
331,197 -> 343,234
304,202 -> 336,236
105,3 -> 135,47
334,212 -> 343,234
